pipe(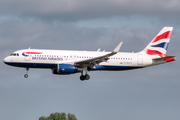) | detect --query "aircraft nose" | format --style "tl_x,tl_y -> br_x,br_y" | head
3,56 -> 10,64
